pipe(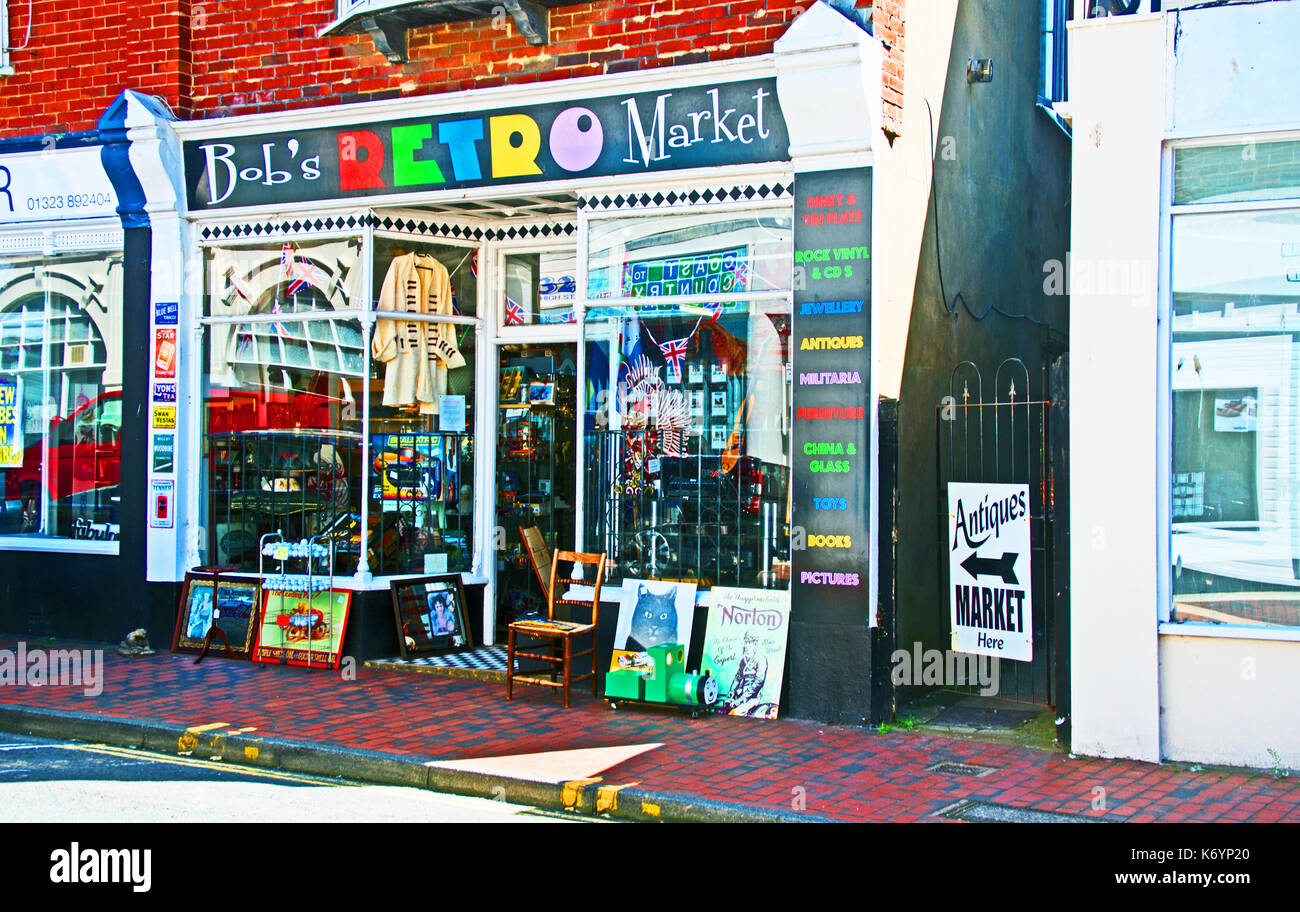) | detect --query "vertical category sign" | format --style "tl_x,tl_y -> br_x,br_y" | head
790,169 -> 873,622
947,482 -> 1033,661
